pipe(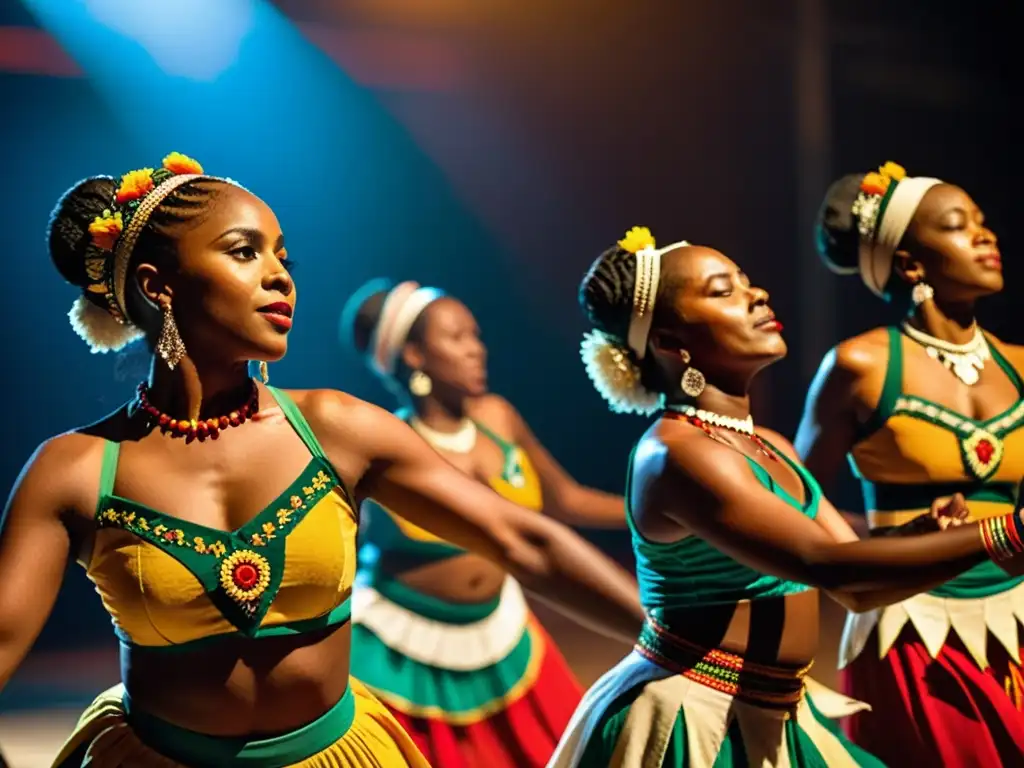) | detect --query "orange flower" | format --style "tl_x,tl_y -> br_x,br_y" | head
162,152 -> 203,175
88,210 -> 123,251
115,169 -> 155,203
860,172 -> 888,197
879,161 -> 906,182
